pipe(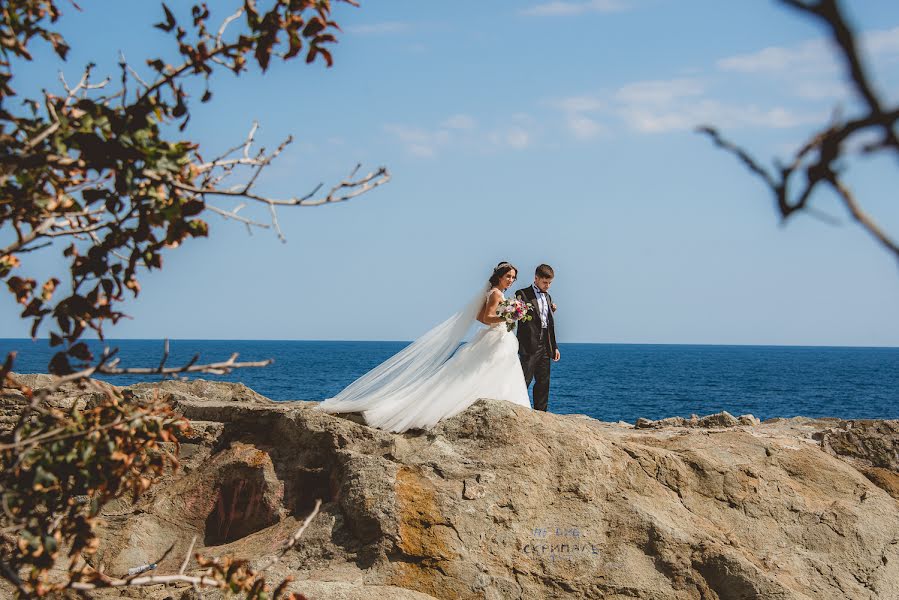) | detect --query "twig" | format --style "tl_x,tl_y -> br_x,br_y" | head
170,165 -> 391,207
256,499 -> 322,572
828,176 -> 899,257
205,203 -> 269,229
158,339 -> 170,372
180,536 -> 197,575
68,572 -> 223,591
